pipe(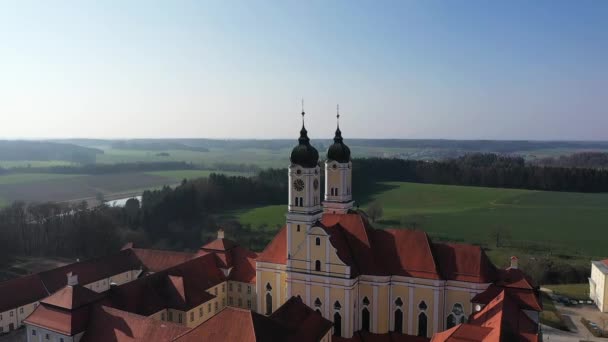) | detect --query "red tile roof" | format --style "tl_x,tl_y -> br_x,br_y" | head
256,226 -> 288,264
430,324 -> 492,342
106,254 -> 222,315
335,331 -> 430,342
173,307 -> 287,342
433,243 -> 496,283
269,296 -> 333,341
200,238 -> 238,252
38,249 -> 141,293
0,274 -> 48,313
24,304 -> 92,336
174,296 -> 332,342
41,285 -> 104,310
81,305 -> 189,342
198,237 -> 258,283
471,285 -> 542,312
494,268 -> 535,290
131,248 -> 196,273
